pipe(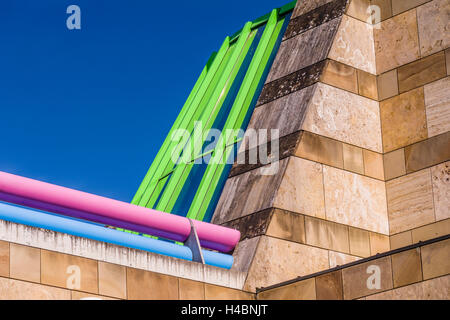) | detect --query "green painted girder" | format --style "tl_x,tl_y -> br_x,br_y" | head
187,10 -> 286,221
155,23 -> 257,213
